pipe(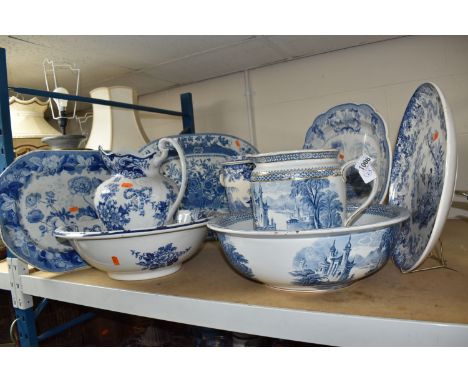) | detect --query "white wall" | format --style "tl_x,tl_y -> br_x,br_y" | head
139,36 -> 468,217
